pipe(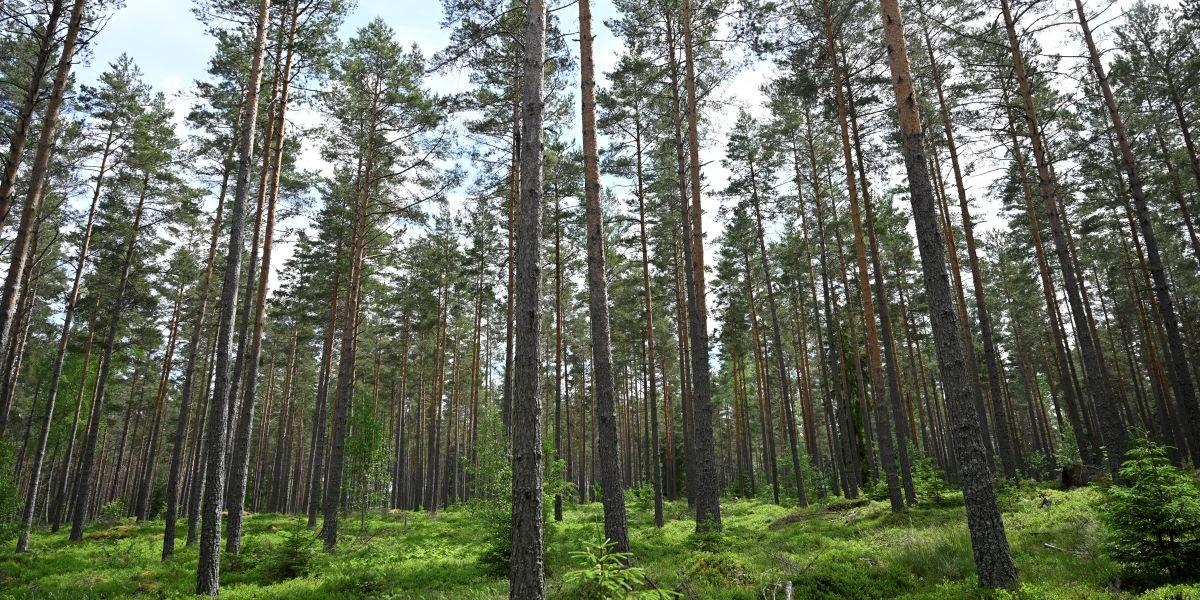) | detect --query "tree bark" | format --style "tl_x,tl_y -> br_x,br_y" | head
196,0 -> 270,592
509,0 -> 547,594
162,138 -> 231,556
70,171 -> 152,541
1074,0 -> 1196,465
227,2 -> 299,552
679,0 -> 722,532
879,0 -> 1018,587
0,0 -> 83,434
